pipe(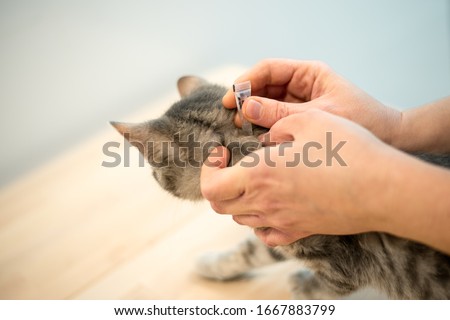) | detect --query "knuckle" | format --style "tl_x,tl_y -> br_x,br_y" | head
255,193 -> 281,214
210,201 -> 226,214
275,101 -> 289,120
271,113 -> 296,132
257,232 -> 277,247
259,58 -> 275,68
253,60 -> 269,74
232,215 -> 244,225
311,60 -> 331,73
200,181 -> 213,200
254,228 -> 267,241
249,172 -> 272,191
